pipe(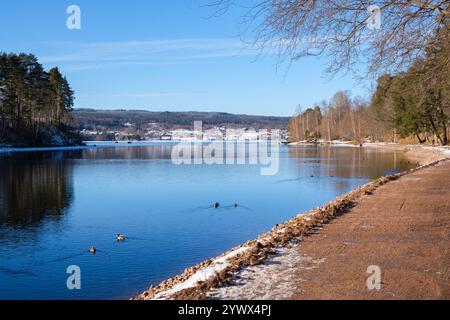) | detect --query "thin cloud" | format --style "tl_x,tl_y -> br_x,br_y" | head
39,38 -> 259,71
77,92 -> 206,98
